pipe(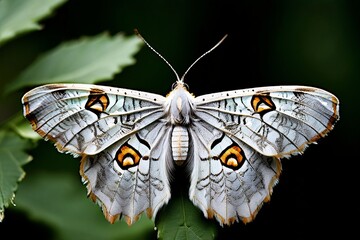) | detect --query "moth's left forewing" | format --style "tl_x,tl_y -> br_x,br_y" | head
22,84 -> 166,155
